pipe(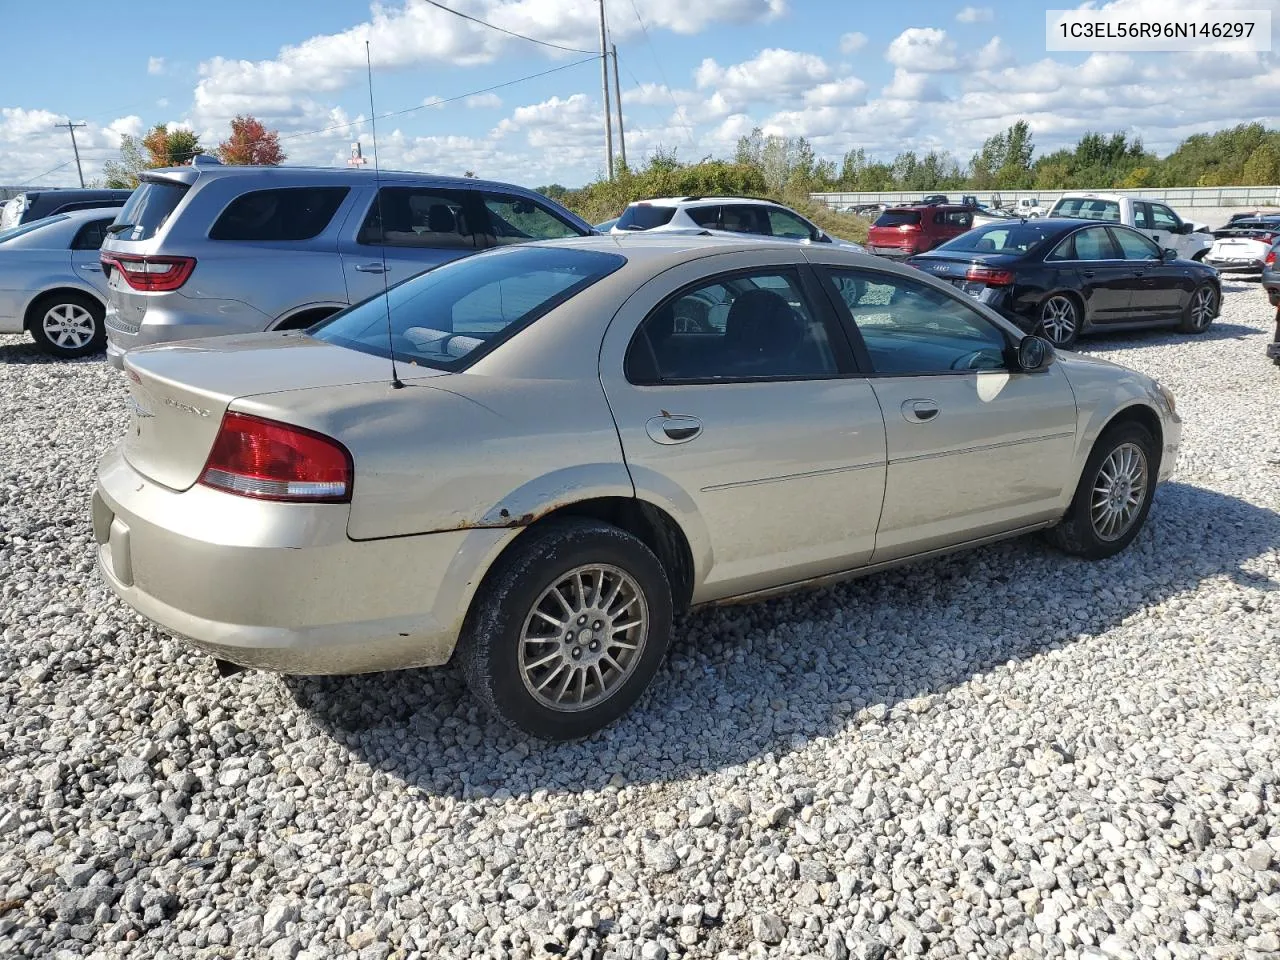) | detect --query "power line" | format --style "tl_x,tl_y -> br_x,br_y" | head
420,0 -> 594,55
271,54 -> 599,146
11,158 -> 75,184
626,0 -> 696,148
